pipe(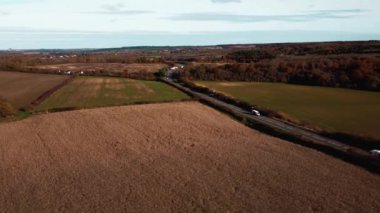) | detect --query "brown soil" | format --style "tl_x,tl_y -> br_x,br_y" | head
0,71 -> 70,108
0,102 -> 379,212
